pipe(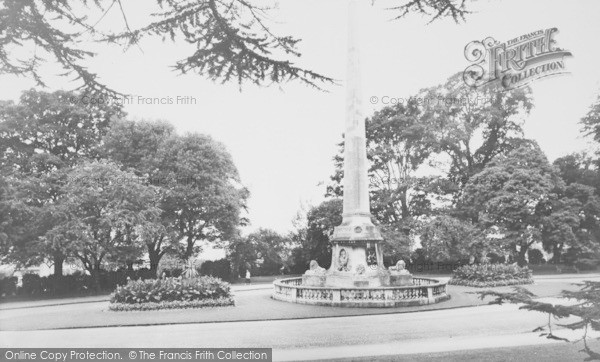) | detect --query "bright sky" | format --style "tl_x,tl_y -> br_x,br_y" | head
1,0 -> 599,235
